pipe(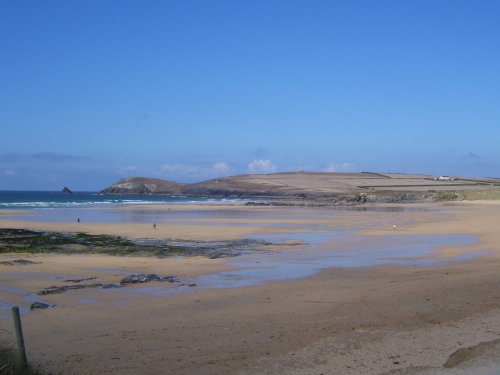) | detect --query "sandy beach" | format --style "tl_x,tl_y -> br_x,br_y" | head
4,1 -> 500,373
1,202 -> 500,374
